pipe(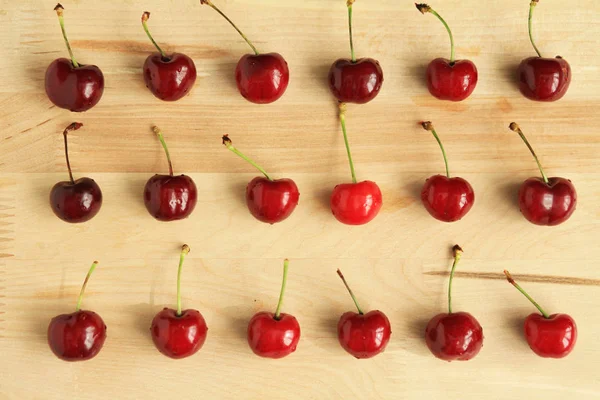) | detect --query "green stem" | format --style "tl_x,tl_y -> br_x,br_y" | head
339,103 -> 357,184
62,122 -> 83,184
201,0 -> 259,55
528,1 -> 542,58
54,4 -> 79,68
336,269 -> 363,315
447,245 -> 463,314
76,261 -> 98,312
176,245 -> 191,317
416,4 -> 454,63
347,1 -> 356,62
421,121 -> 449,178
274,259 -> 290,320
509,122 -> 549,184
504,270 -> 550,319
222,135 -> 272,181
153,126 -> 174,176
142,12 -> 167,59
